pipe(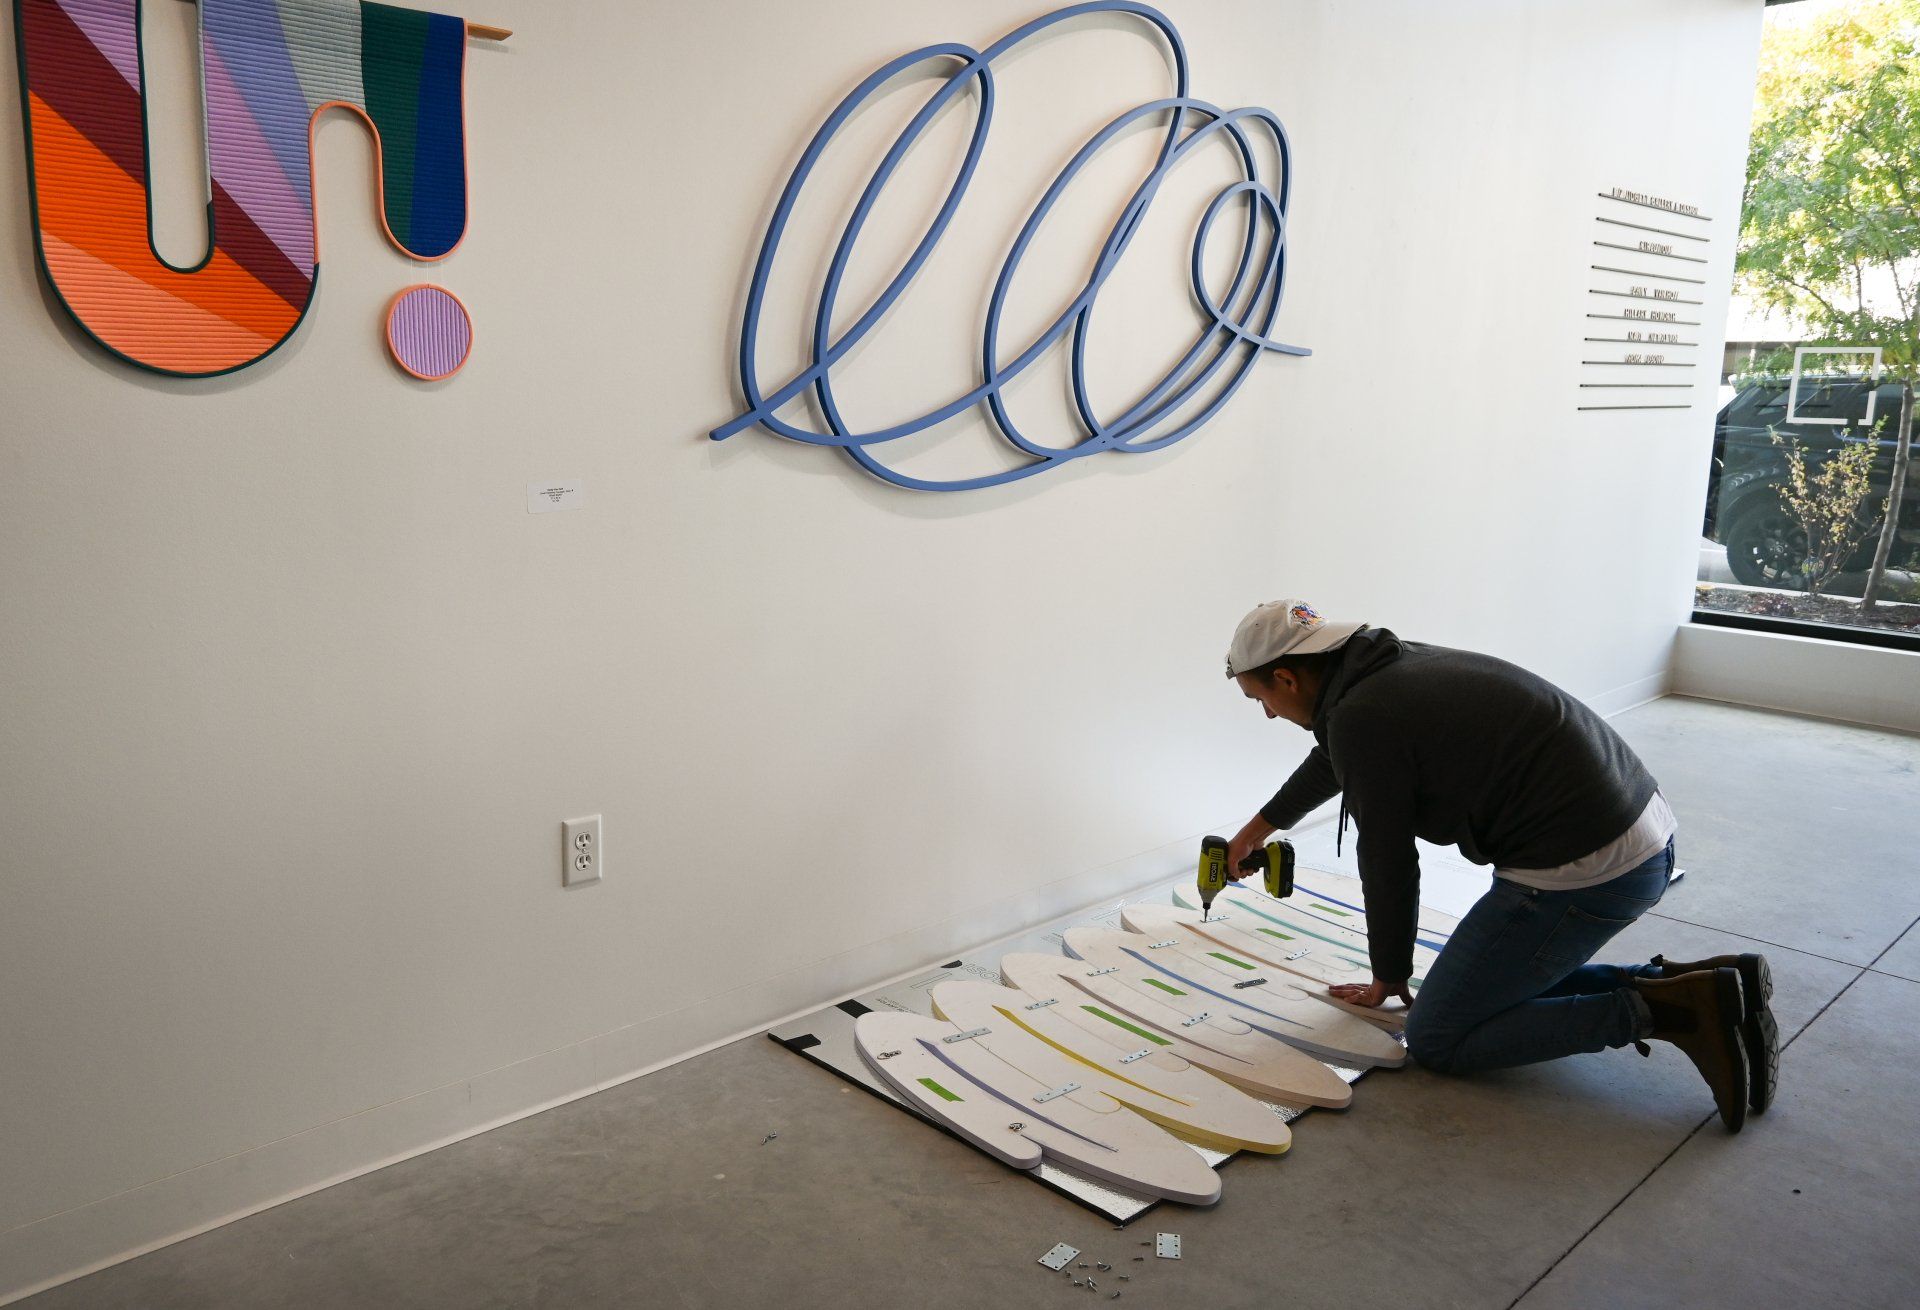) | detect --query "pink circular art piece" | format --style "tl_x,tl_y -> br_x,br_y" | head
385,284 -> 472,381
